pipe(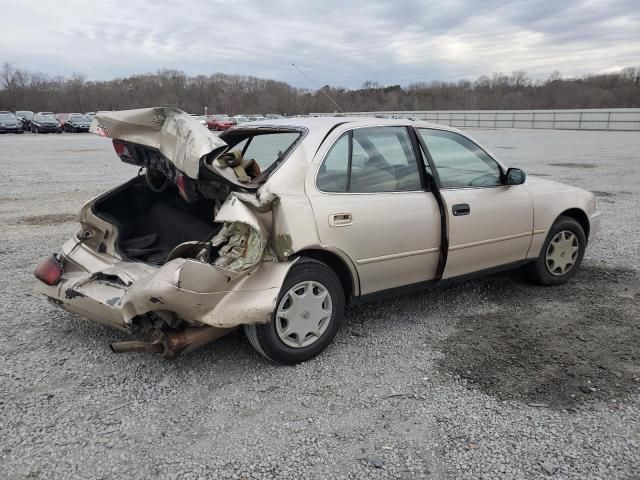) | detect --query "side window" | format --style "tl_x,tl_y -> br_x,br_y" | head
317,127 -> 422,193
419,129 -> 502,188
316,133 -> 349,192
351,127 -> 421,192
